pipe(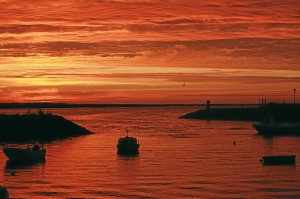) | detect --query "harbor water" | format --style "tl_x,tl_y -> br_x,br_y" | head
1,107 -> 300,198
